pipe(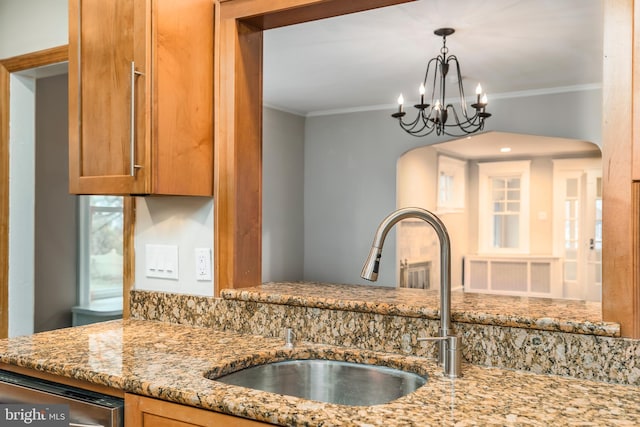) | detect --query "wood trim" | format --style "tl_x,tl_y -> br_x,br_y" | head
0,46 -> 68,339
634,0 -> 640,181
123,197 -> 136,319
632,183 -> 640,336
245,0 -> 415,30
0,46 -> 68,73
0,64 -> 8,339
630,0 -> 640,337
214,14 -> 263,294
601,0 -> 639,337
0,363 -> 124,398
